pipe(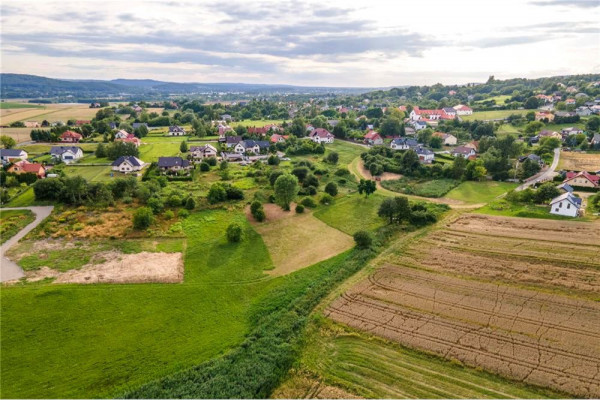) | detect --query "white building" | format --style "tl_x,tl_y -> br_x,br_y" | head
549,192 -> 581,217
50,146 -> 83,163
111,156 -> 146,173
